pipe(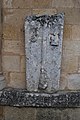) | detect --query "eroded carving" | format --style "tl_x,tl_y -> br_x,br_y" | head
25,13 -> 64,92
